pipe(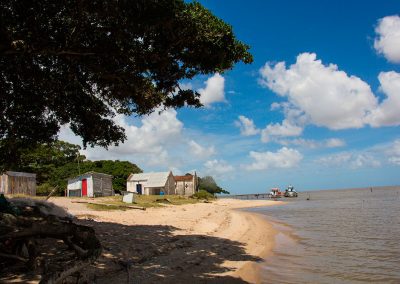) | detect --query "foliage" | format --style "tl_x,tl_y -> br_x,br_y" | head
198,176 -> 230,195
1,140 -> 142,195
18,141 -> 84,183
49,159 -> 141,195
0,0 -> 253,168
192,190 -> 215,200
36,183 -> 54,196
